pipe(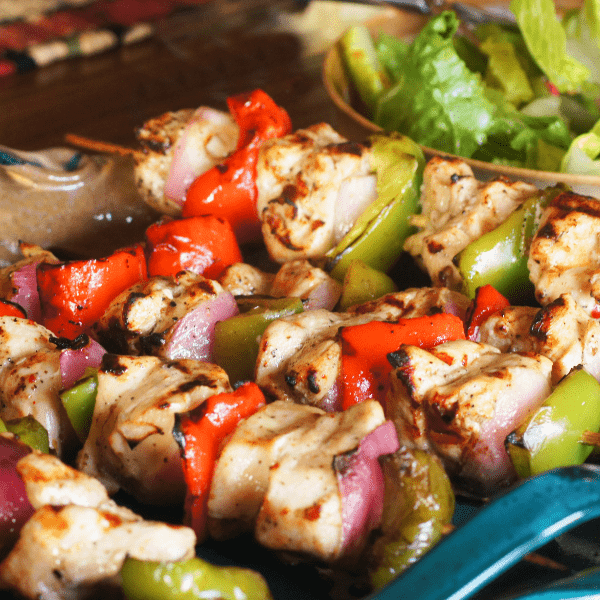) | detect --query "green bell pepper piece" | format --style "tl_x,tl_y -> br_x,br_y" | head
326,133 -> 424,281
337,259 -> 397,311
120,557 -> 273,600
60,368 -> 98,442
456,185 -> 565,303
370,447 -> 455,590
234,295 -> 303,314
3,416 -> 49,453
0,418 -> 7,434
339,25 -> 389,117
213,297 -> 304,385
506,367 -> 600,478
